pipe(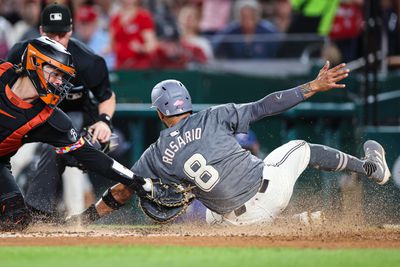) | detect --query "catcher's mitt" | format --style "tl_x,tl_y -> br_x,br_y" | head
144,178 -> 195,207
139,179 -> 195,223
139,197 -> 191,223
